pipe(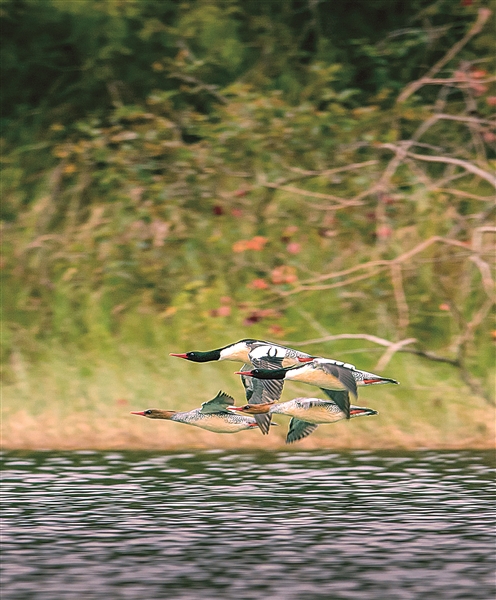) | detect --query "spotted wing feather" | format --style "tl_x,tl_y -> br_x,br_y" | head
200,391 -> 235,414
286,419 -> 319,444
321,389 -> 351,419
